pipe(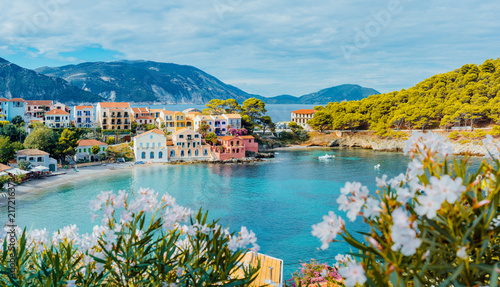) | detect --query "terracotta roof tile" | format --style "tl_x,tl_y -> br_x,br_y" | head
0,163 -> 12,172
292,109 -> 317,114
134,129 -> 165,138
98,102 -> 130,108
27,100 -> 53,105
9,98 -> 26,102
17,149 -> 49,156
77,139 -> 107,147
46,109 -> 70,115
75,105 -> 93,109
